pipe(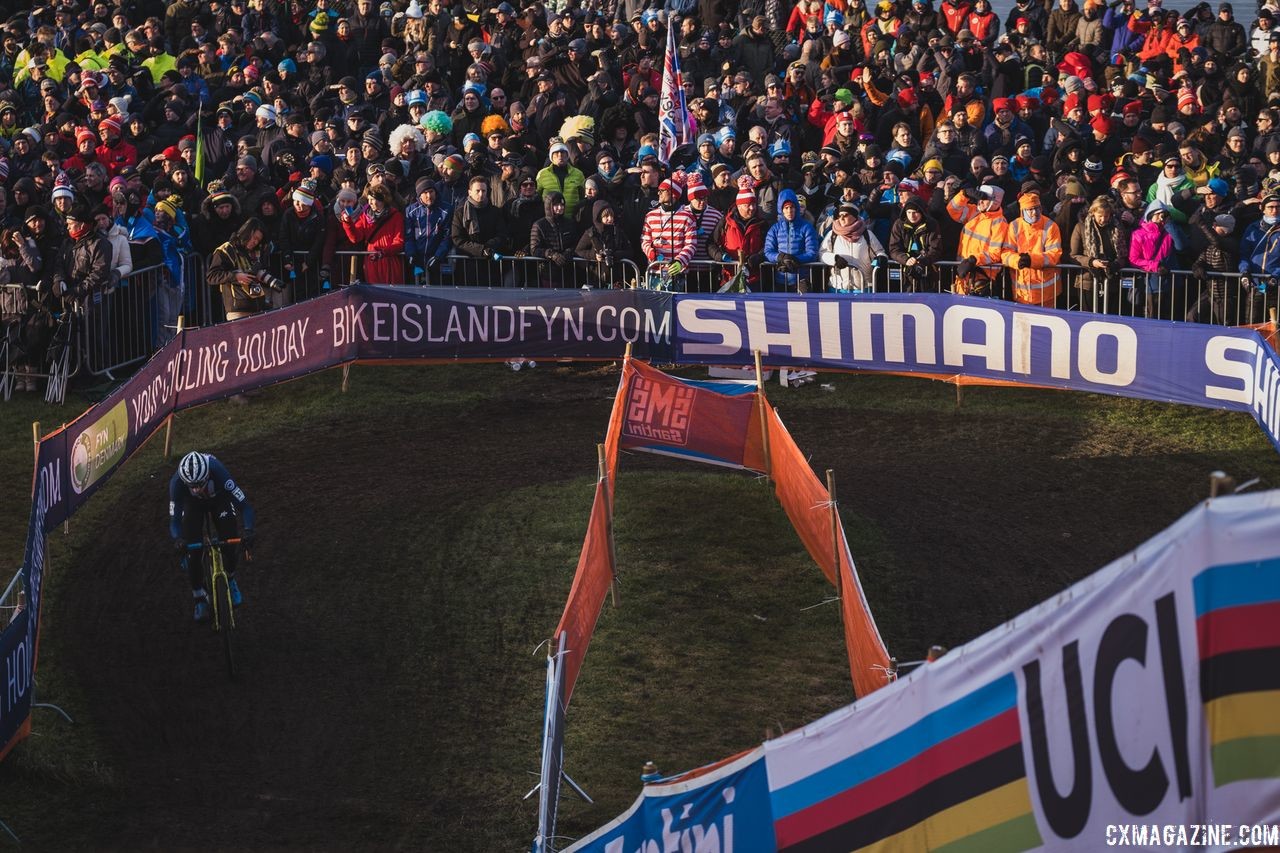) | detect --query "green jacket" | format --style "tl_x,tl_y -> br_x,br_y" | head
535,165 -> 586,218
